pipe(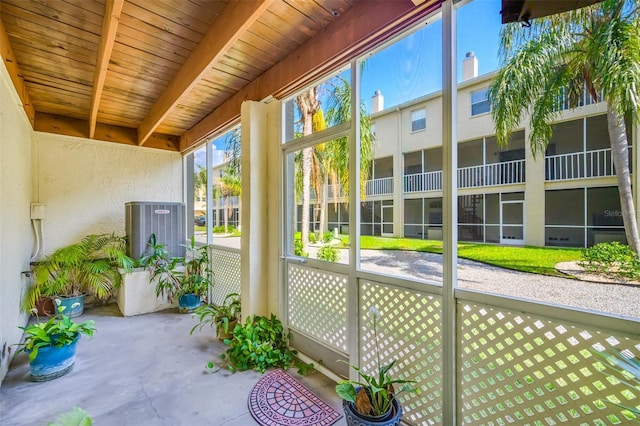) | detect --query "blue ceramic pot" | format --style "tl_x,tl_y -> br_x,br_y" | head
178,293 -> 201,313
53,295 -> 85,317
28,336 -> 79,382
342,390 -> 403,426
